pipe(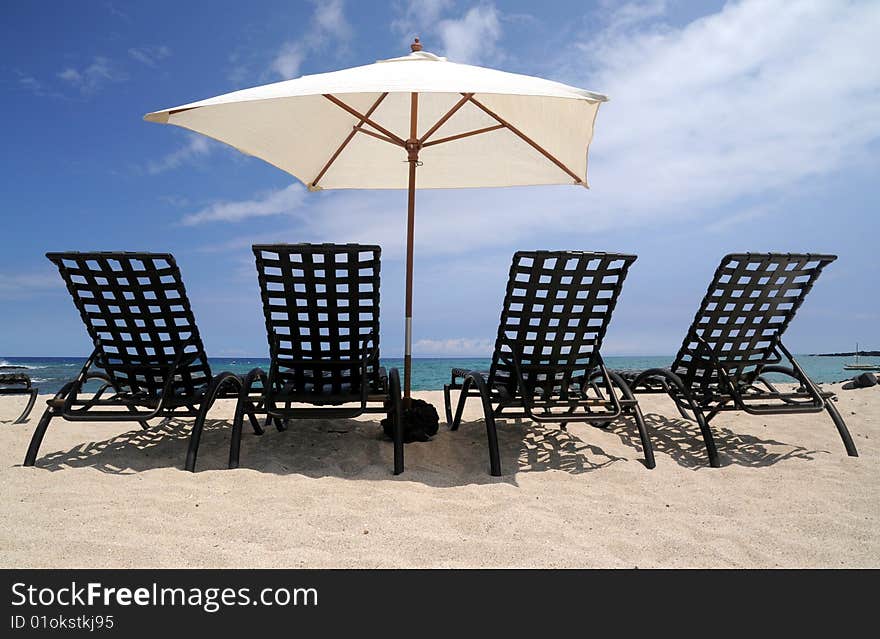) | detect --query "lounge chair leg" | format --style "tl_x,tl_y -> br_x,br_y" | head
694,409 -> 721,468
631,403 -> 655,469
451,378 -> 471,431
124,405 -> 150,430
825,400 -> 858,457
485,414 -> 501,476
247,412 -> 264,435
390,368 -> 404,475
186,372 -> 242,472
467,374 -> 501,476
637,369 -> 719,468
13,388 -> 39,424
229,402 -> 245,469
23,407 -> 53,466
238,368 -> 267,436
186,414 -> 206,472
443,384 -> 453,426
607,371 -> 655,469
